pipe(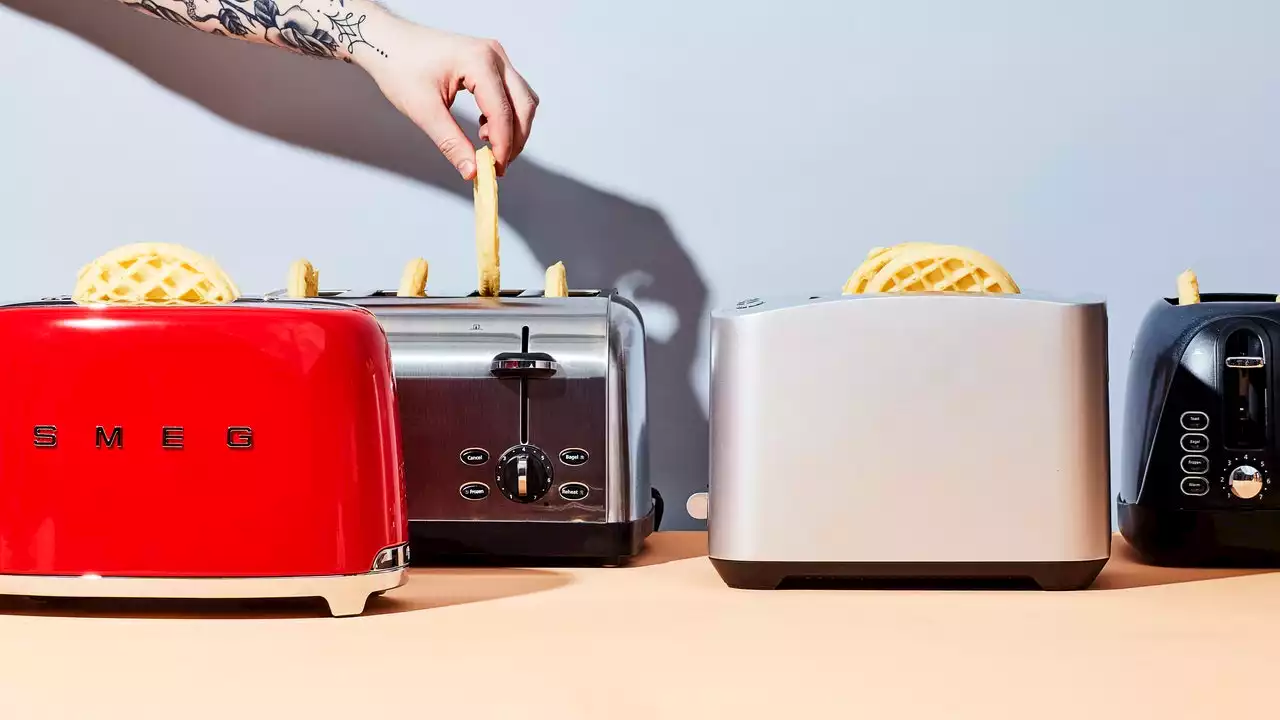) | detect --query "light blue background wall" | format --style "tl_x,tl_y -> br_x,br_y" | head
3,0 -> 1279,529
